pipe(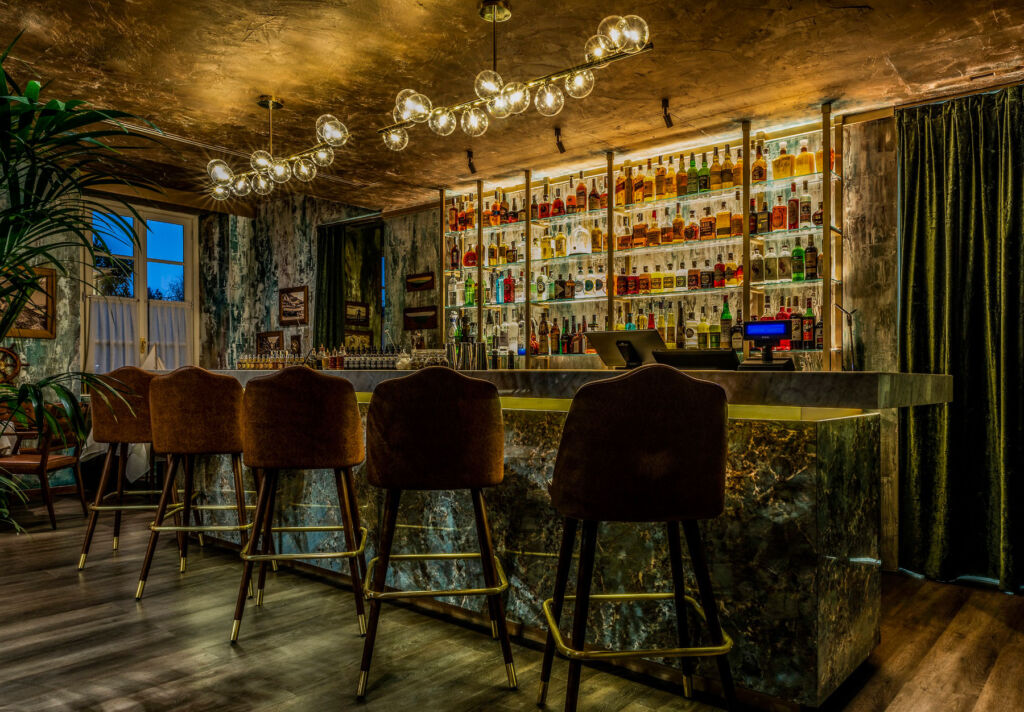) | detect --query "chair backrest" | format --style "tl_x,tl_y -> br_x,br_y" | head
242,366 -> 364,470
366,367 -> 504,490
92,366 -> 155,444
150,366 -> 243,455
549,365 -> 728,522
